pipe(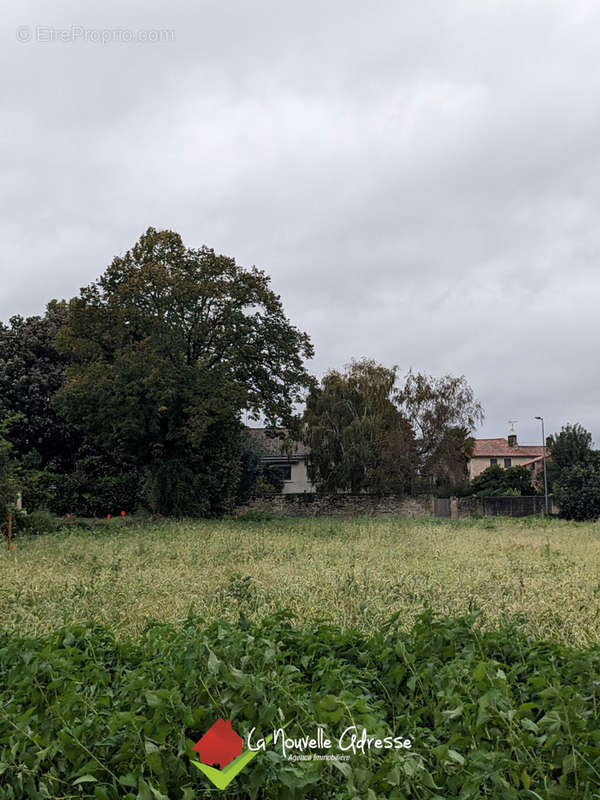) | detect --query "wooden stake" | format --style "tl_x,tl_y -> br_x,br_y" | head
7,512 -> 12,550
